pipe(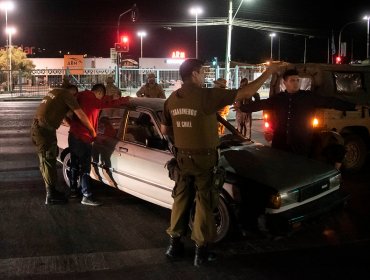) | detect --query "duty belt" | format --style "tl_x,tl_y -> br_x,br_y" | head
176,147 -> 218,155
